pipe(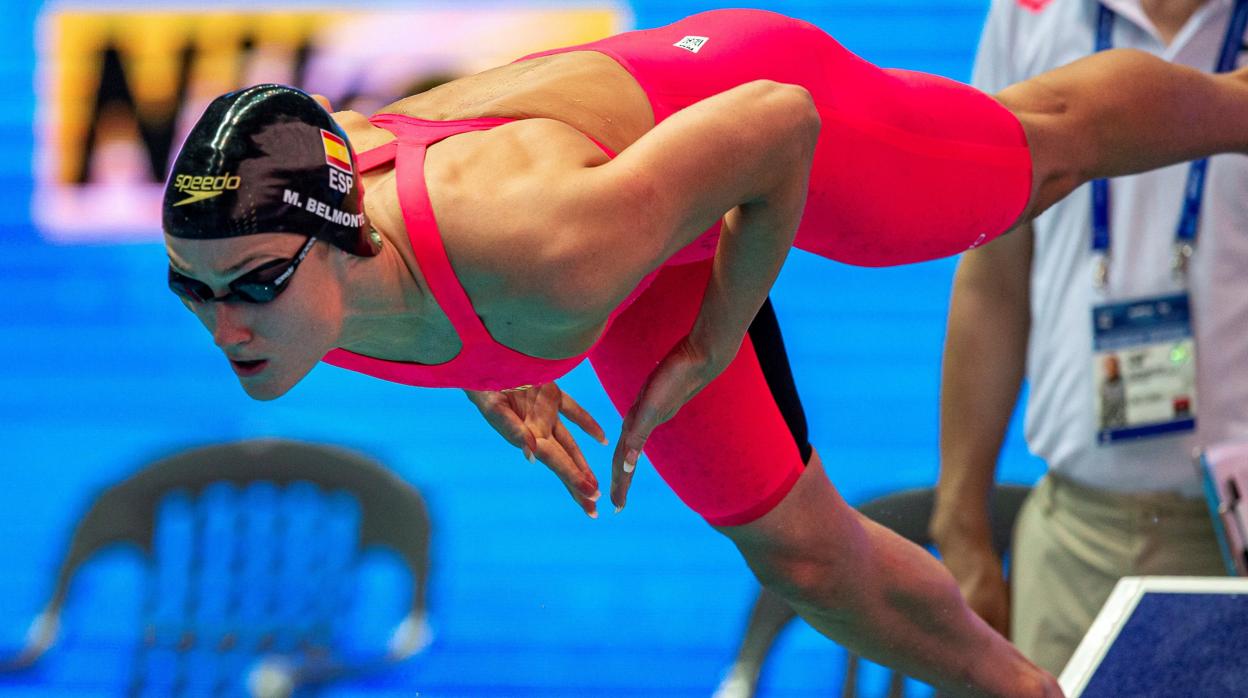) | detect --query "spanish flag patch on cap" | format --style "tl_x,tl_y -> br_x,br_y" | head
321,129 -> 352,174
